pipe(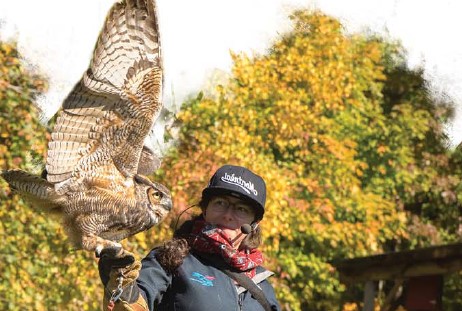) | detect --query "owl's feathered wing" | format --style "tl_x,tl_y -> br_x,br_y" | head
1,0 -> 171,252
46,0 -> 163,193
